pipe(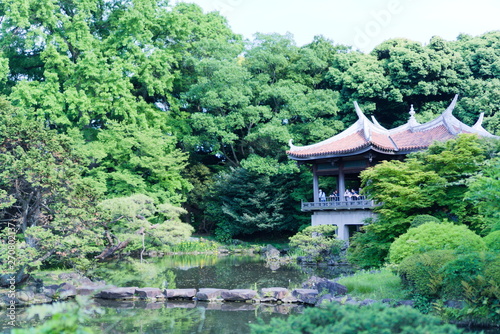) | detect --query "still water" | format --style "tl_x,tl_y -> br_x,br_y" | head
8,254 -> 352,334
90,253 -> 350,290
